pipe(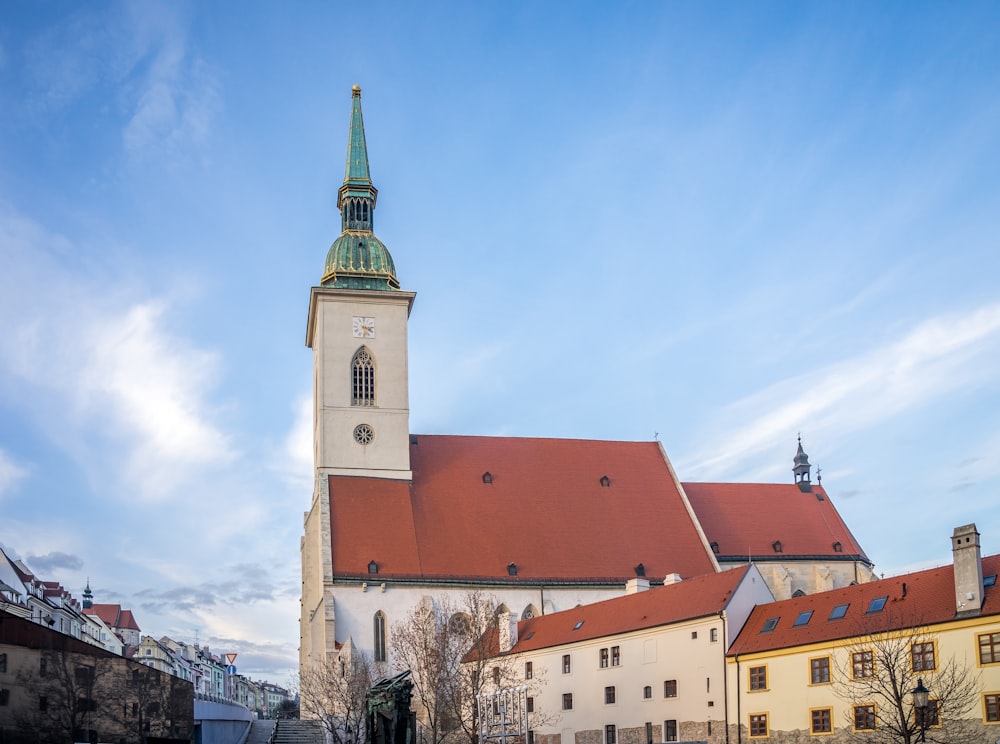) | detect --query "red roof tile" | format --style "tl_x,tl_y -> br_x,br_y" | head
683,482 -> 869,561
329,436 -> 717,582
84,603 -> 141,632
728,554 -> 1000,656
506,566 -> 750,655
